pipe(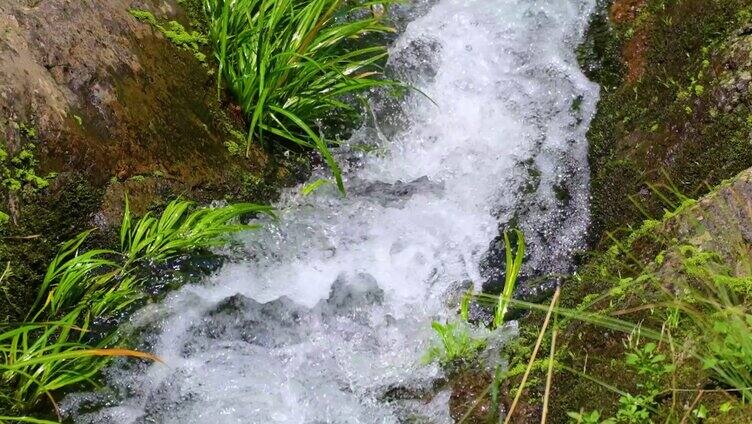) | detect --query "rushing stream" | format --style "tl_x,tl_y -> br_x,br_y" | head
65,0 -> 598,422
